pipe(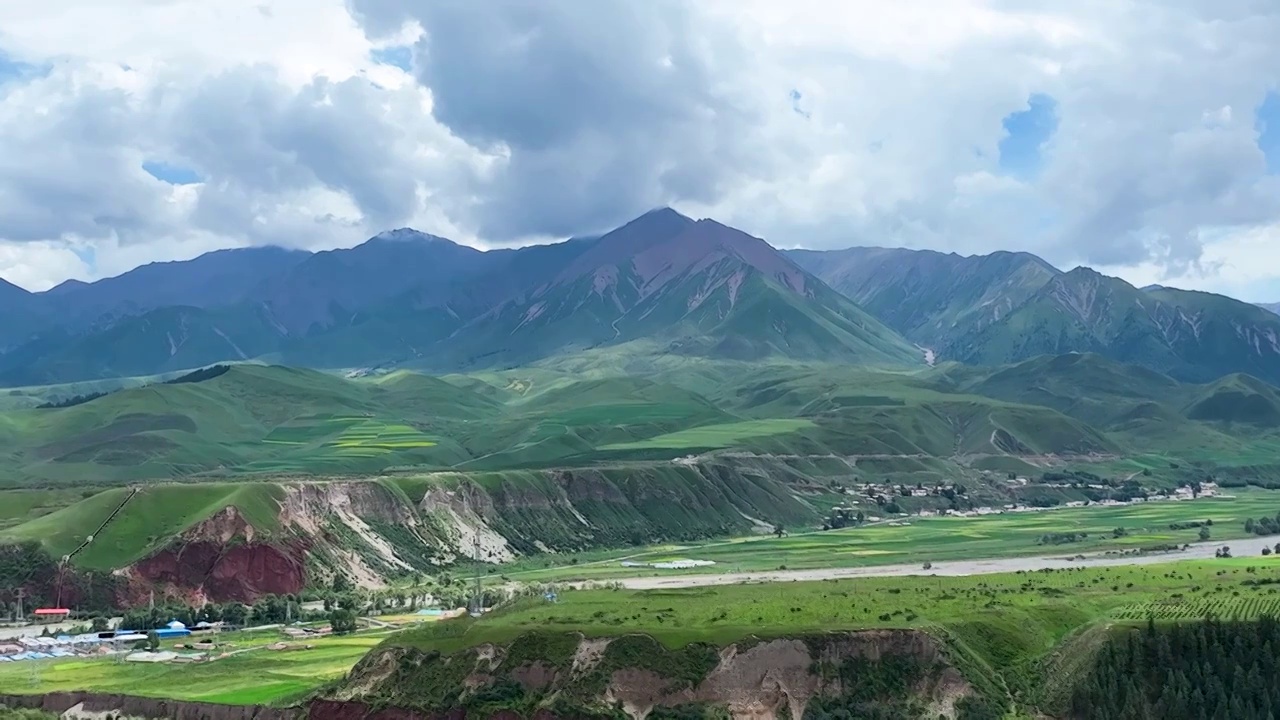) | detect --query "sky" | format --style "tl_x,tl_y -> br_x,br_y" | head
1,1 -> 1280,302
